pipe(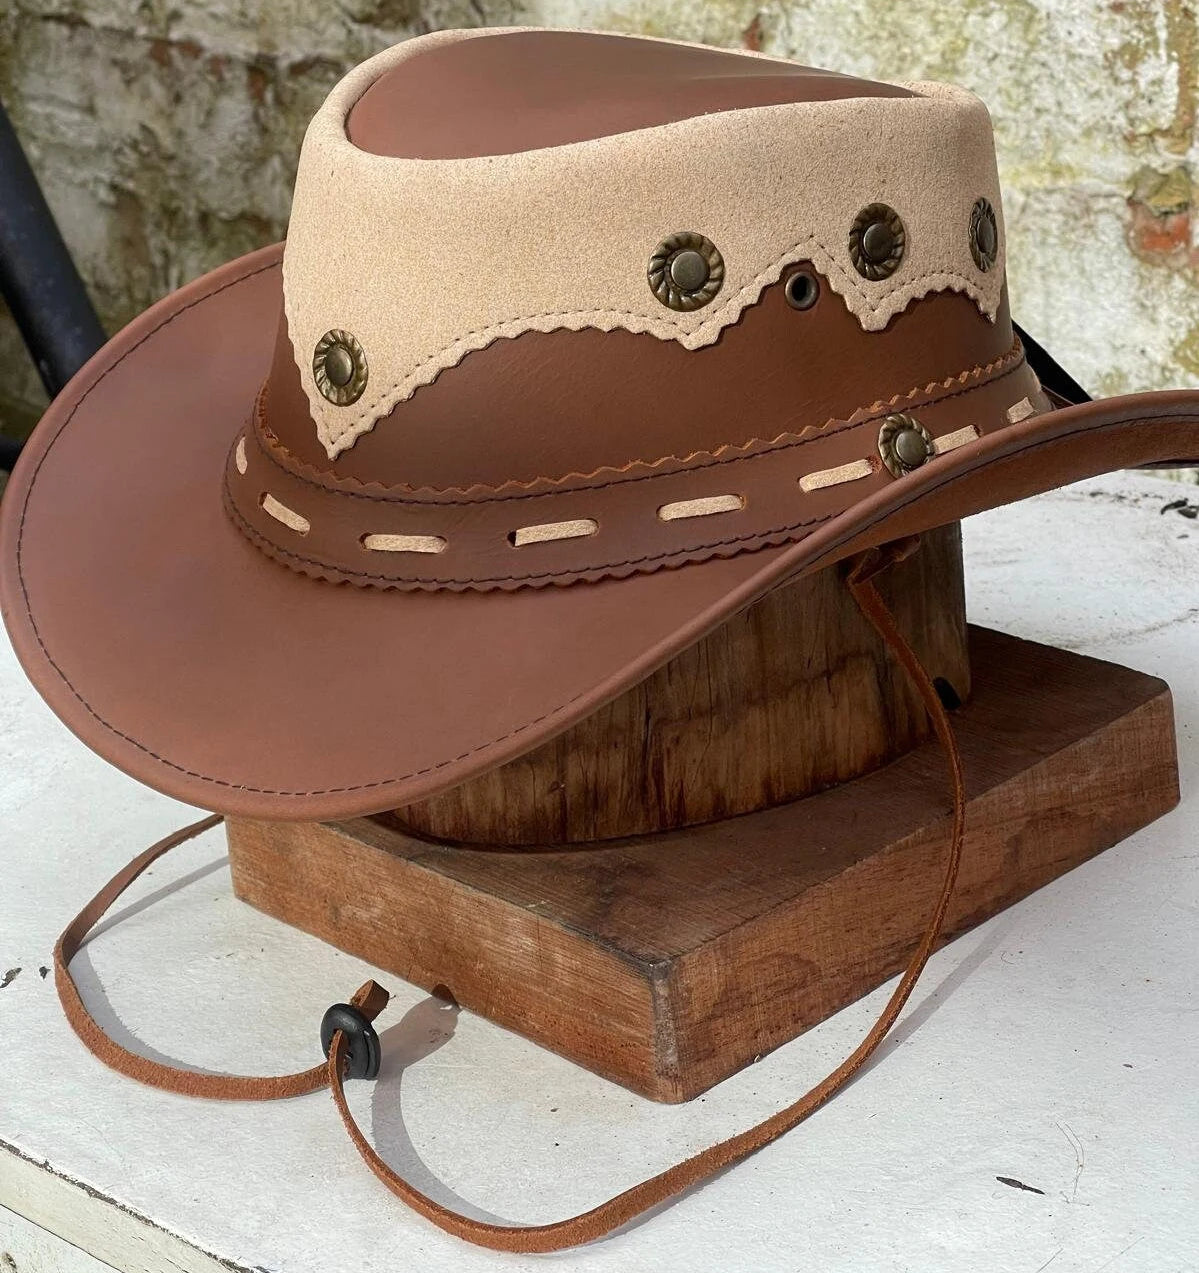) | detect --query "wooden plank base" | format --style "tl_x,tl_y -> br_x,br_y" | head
227,627 -> 1180,1103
